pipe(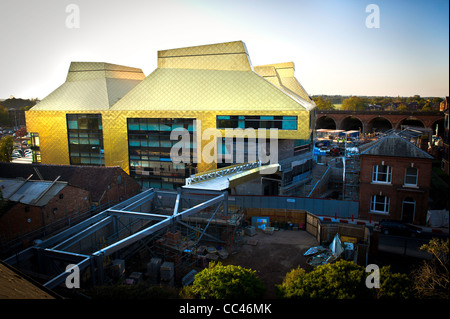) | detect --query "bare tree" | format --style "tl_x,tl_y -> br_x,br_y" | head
412,238 -> 449,299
